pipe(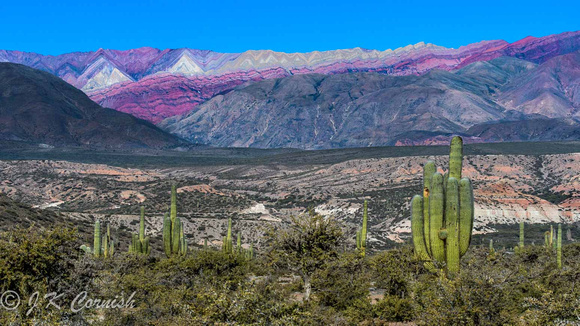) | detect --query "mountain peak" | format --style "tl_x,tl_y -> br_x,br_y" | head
0,62 -> 182,148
